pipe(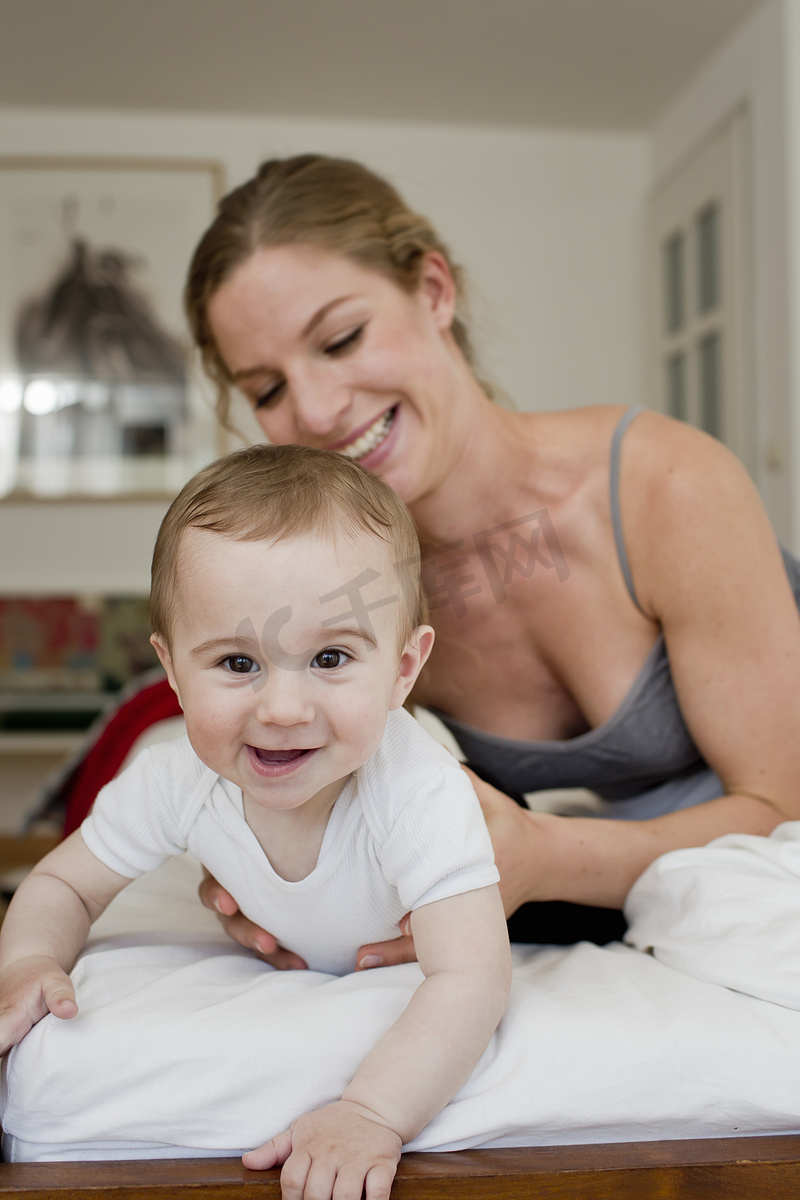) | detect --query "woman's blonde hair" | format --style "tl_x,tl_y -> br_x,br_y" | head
185,154 -> 488,427
151,443 -> 426,649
